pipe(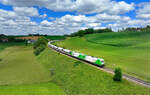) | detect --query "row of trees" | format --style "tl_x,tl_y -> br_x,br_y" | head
33,37 -> 48,56
0,34 -> 25,42
119,25 -> 150,32
70,28 -> 113,37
